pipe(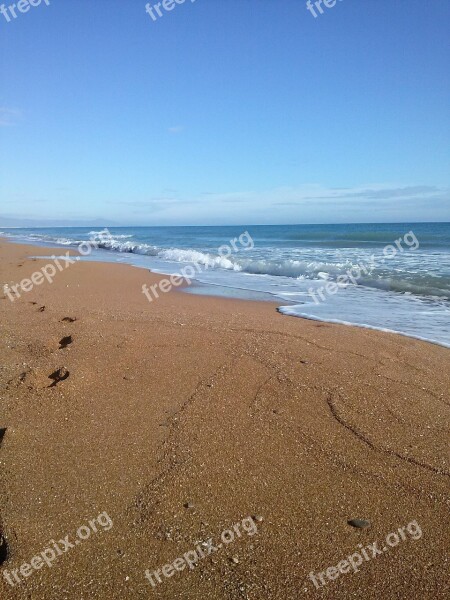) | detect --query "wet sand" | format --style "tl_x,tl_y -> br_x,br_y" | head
0,239 -> 449,599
